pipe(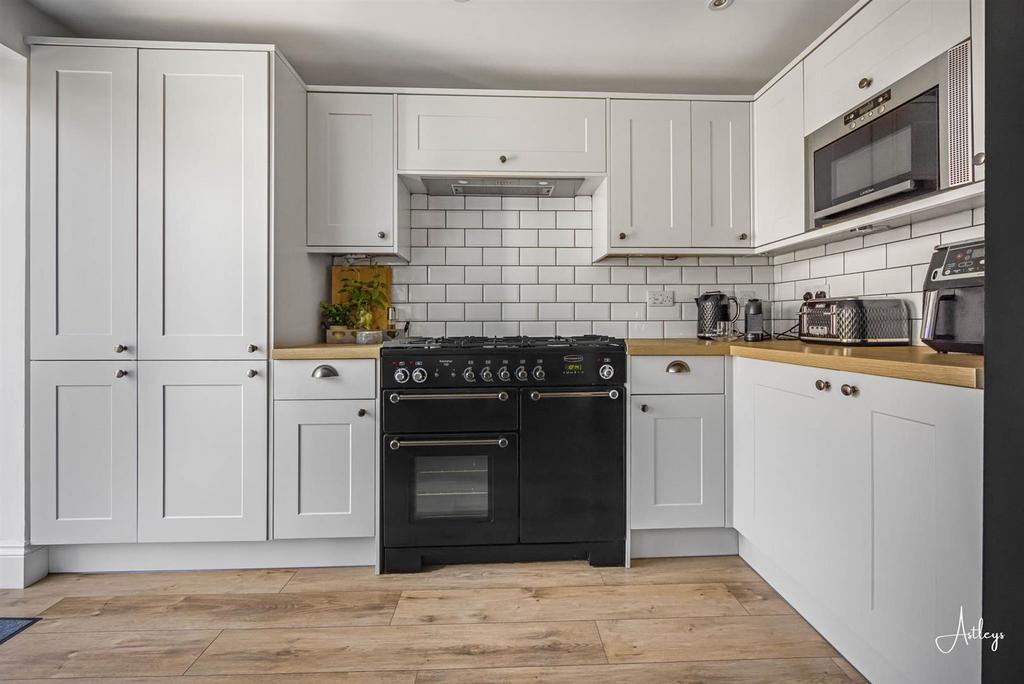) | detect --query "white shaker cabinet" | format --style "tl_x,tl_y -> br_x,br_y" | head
30,362 -> 138,545
307,93 -> 396,253
137,49 -> 268,361
691,102 -> 752,247
630,394 -> 725,529
802,0 -> 970,135
138,361 -> 268,543
274,399 -> 376,540
608,100 -> 692,250
398,95 -> 606,173
29,46 -> 137,361
753,64 -> 805,248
